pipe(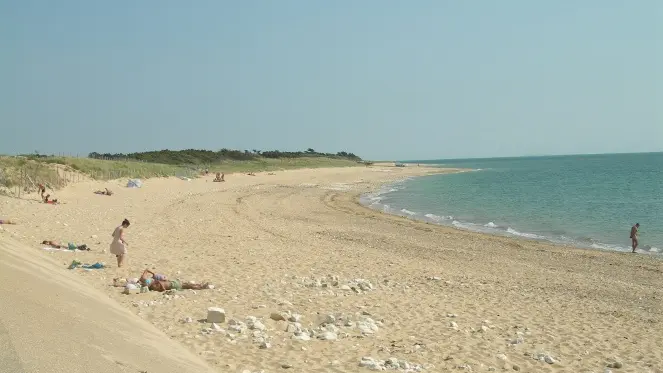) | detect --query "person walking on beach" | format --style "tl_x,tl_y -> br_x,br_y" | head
110,219 -> 131,267
630,223 -> 640,253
